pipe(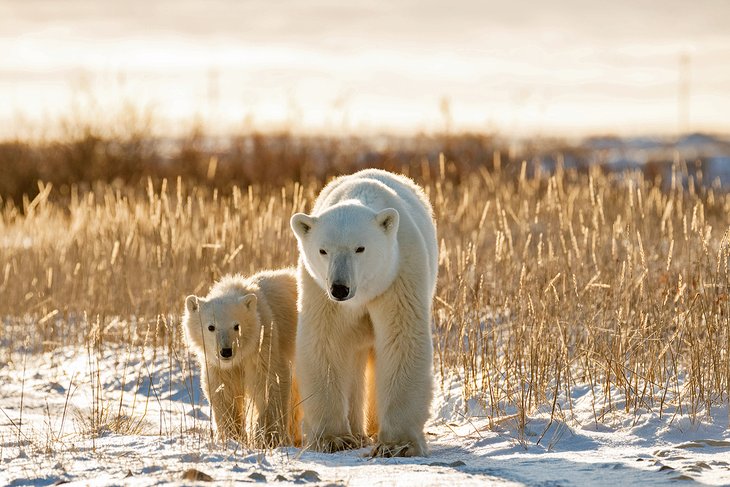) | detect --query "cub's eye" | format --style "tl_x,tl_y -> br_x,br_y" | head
319,249 -> 327,255
233,323 -> 240,332
207,325 -> 215,332
355,246 -> 365,253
